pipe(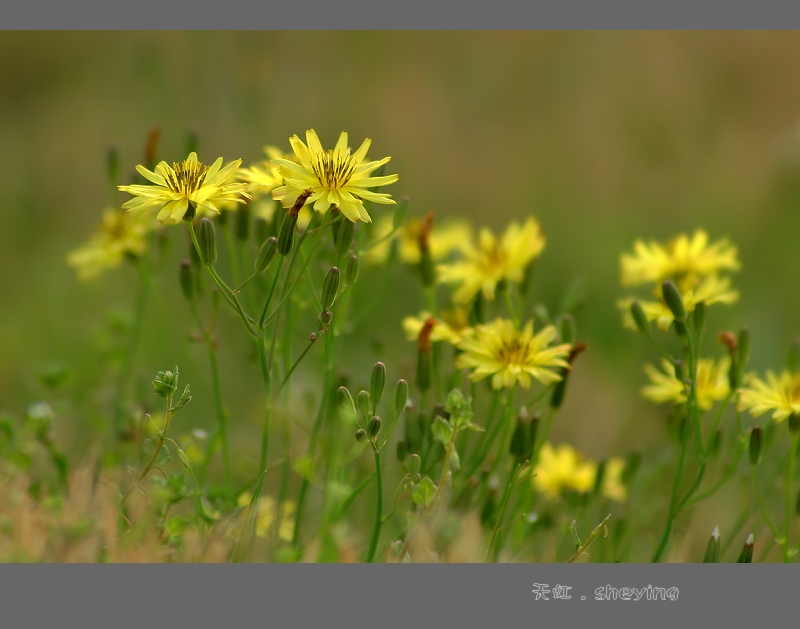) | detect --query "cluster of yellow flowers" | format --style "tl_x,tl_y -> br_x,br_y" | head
534,443 -> 626,502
